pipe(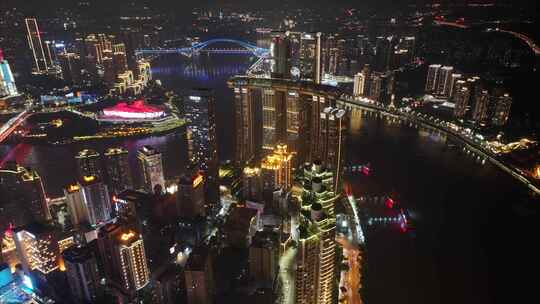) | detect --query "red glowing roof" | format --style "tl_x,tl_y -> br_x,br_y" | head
104,100 -> 162,113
